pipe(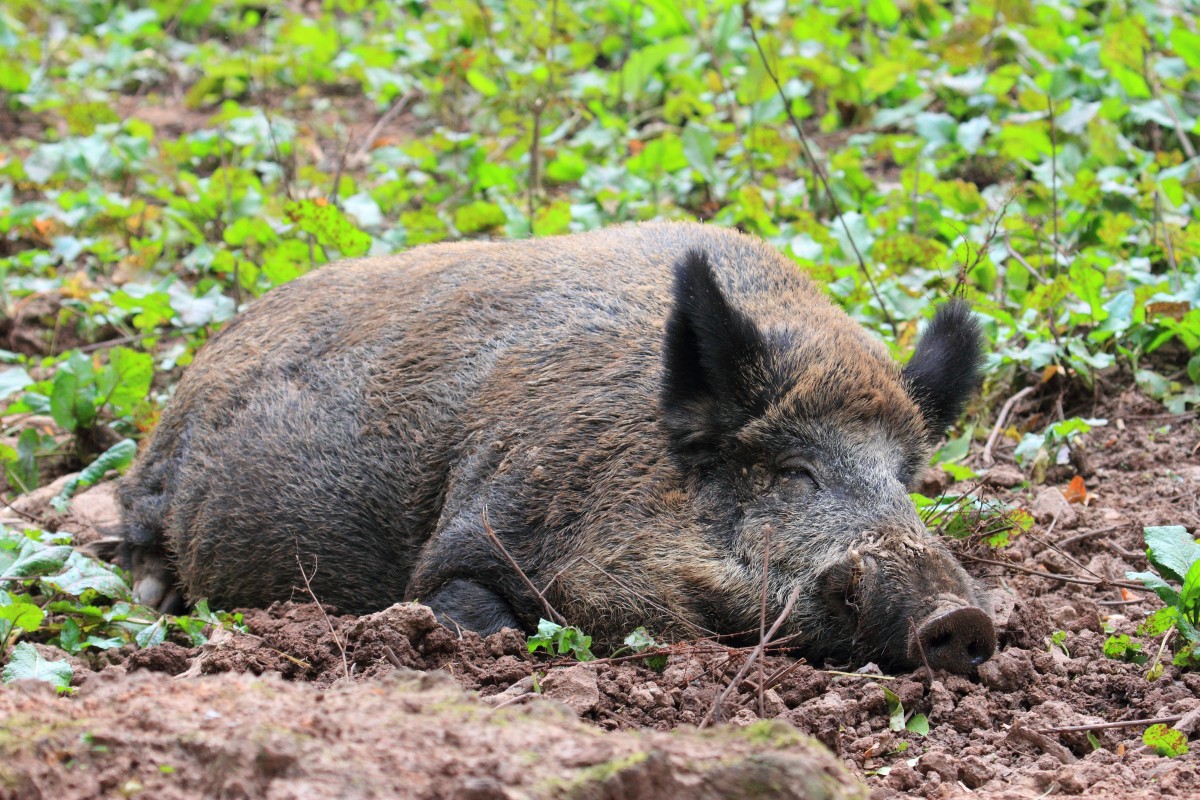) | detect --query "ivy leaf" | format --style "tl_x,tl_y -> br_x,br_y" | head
44,552 -> 132,600
1143,526 -> 1200,584
50,439 -> 138,513
1,642 -> 73,692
